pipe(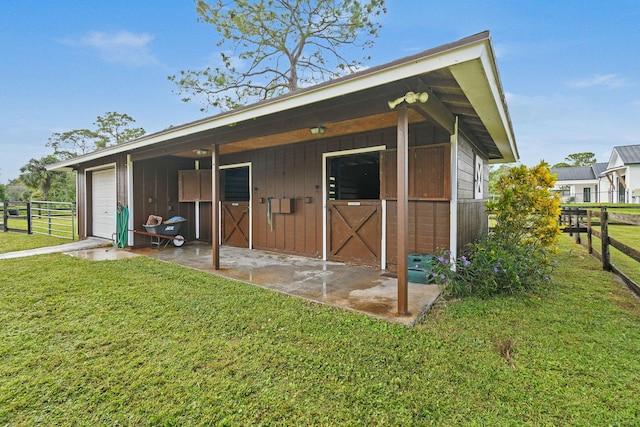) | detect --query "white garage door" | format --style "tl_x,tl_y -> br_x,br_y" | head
92,168 -> 116,239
